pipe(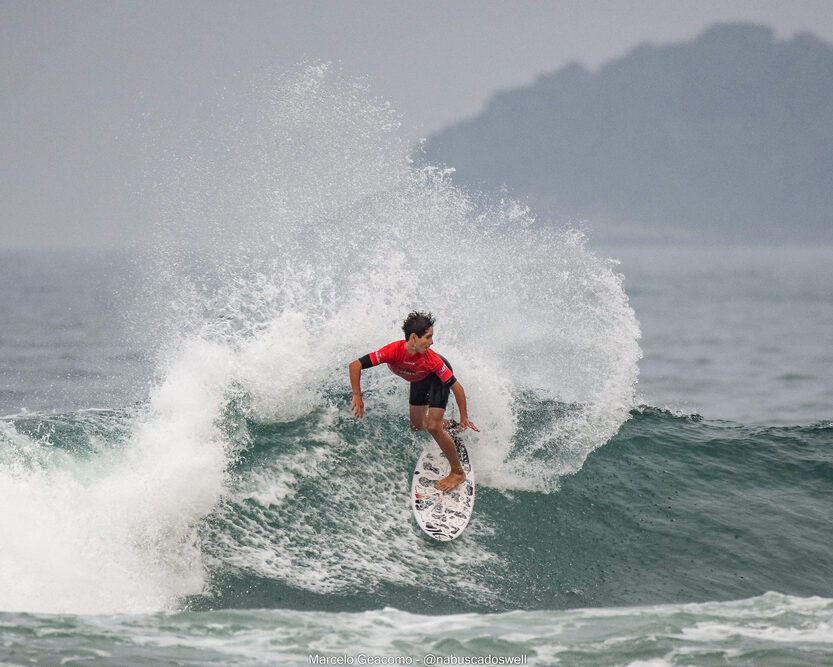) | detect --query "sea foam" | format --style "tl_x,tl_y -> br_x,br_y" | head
1,63 -> 641,613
